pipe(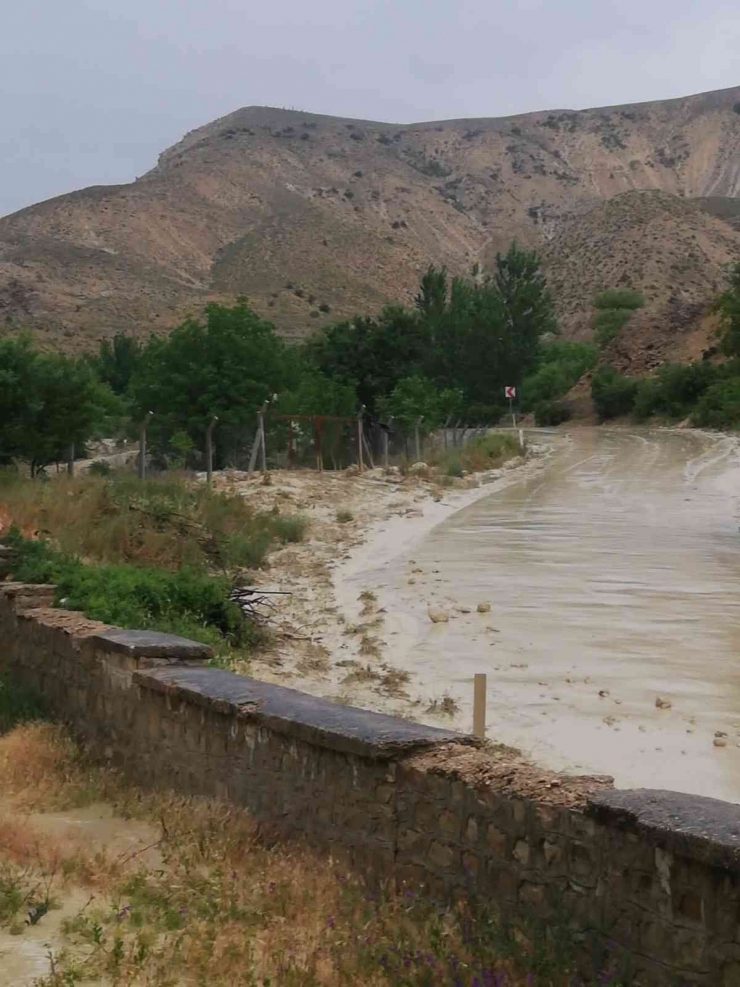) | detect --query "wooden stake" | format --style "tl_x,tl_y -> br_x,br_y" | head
473,673 -> 487,740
